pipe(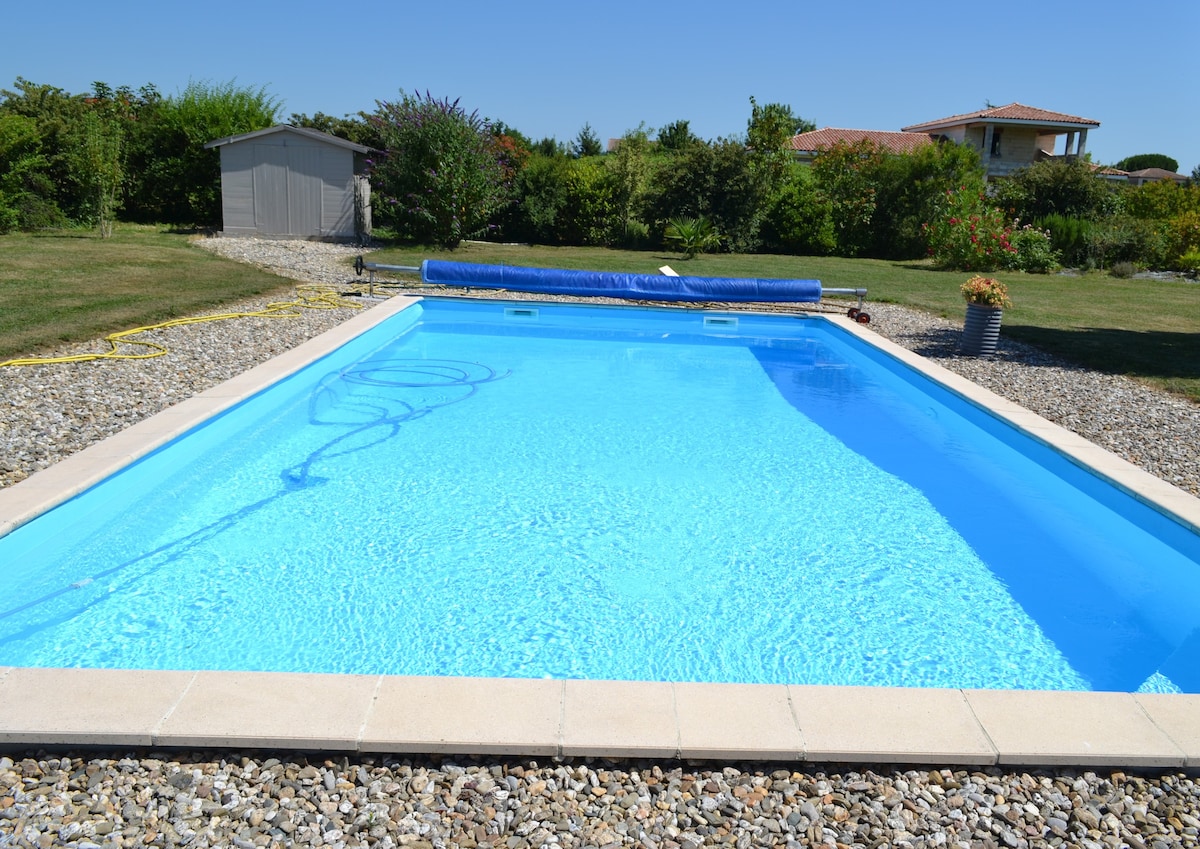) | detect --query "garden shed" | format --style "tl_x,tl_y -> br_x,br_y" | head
205,125 -> 372,241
